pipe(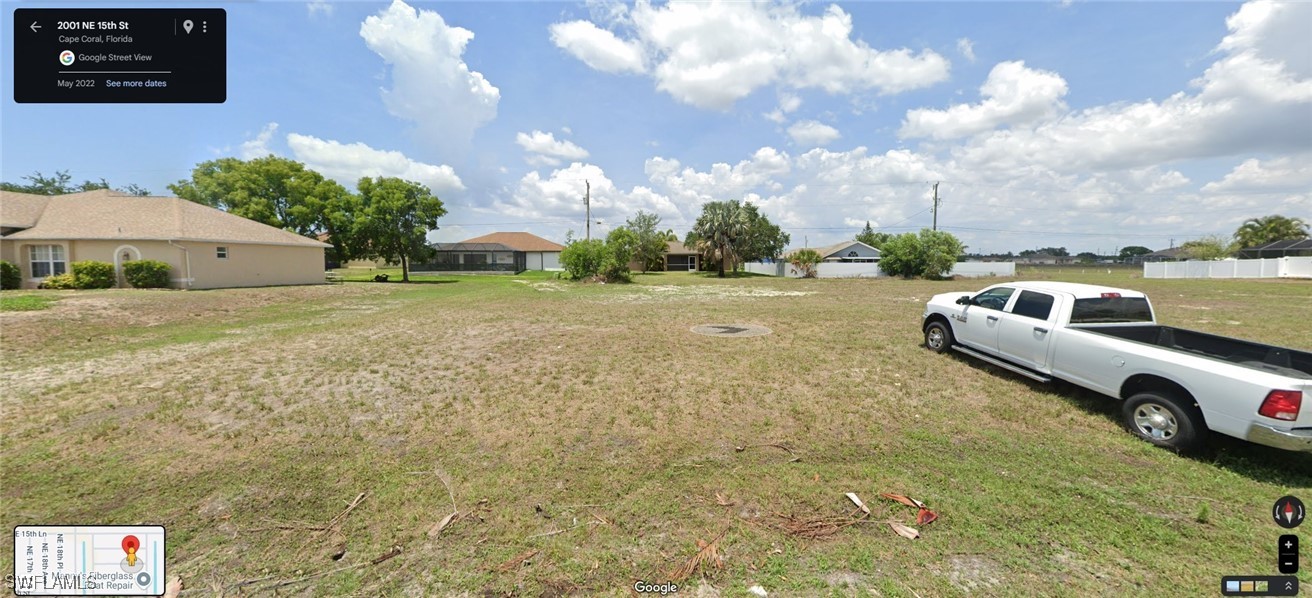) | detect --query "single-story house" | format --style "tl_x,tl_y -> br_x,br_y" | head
1134,247 -> 1188,264
663,241 -> 701,271
1016,252 -> 1077,265
461,232 -> 563,271
418,242 -> 526,273
785,240 -> 882,263
1236,239 -> 1312,259
0,189 -> 330,289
